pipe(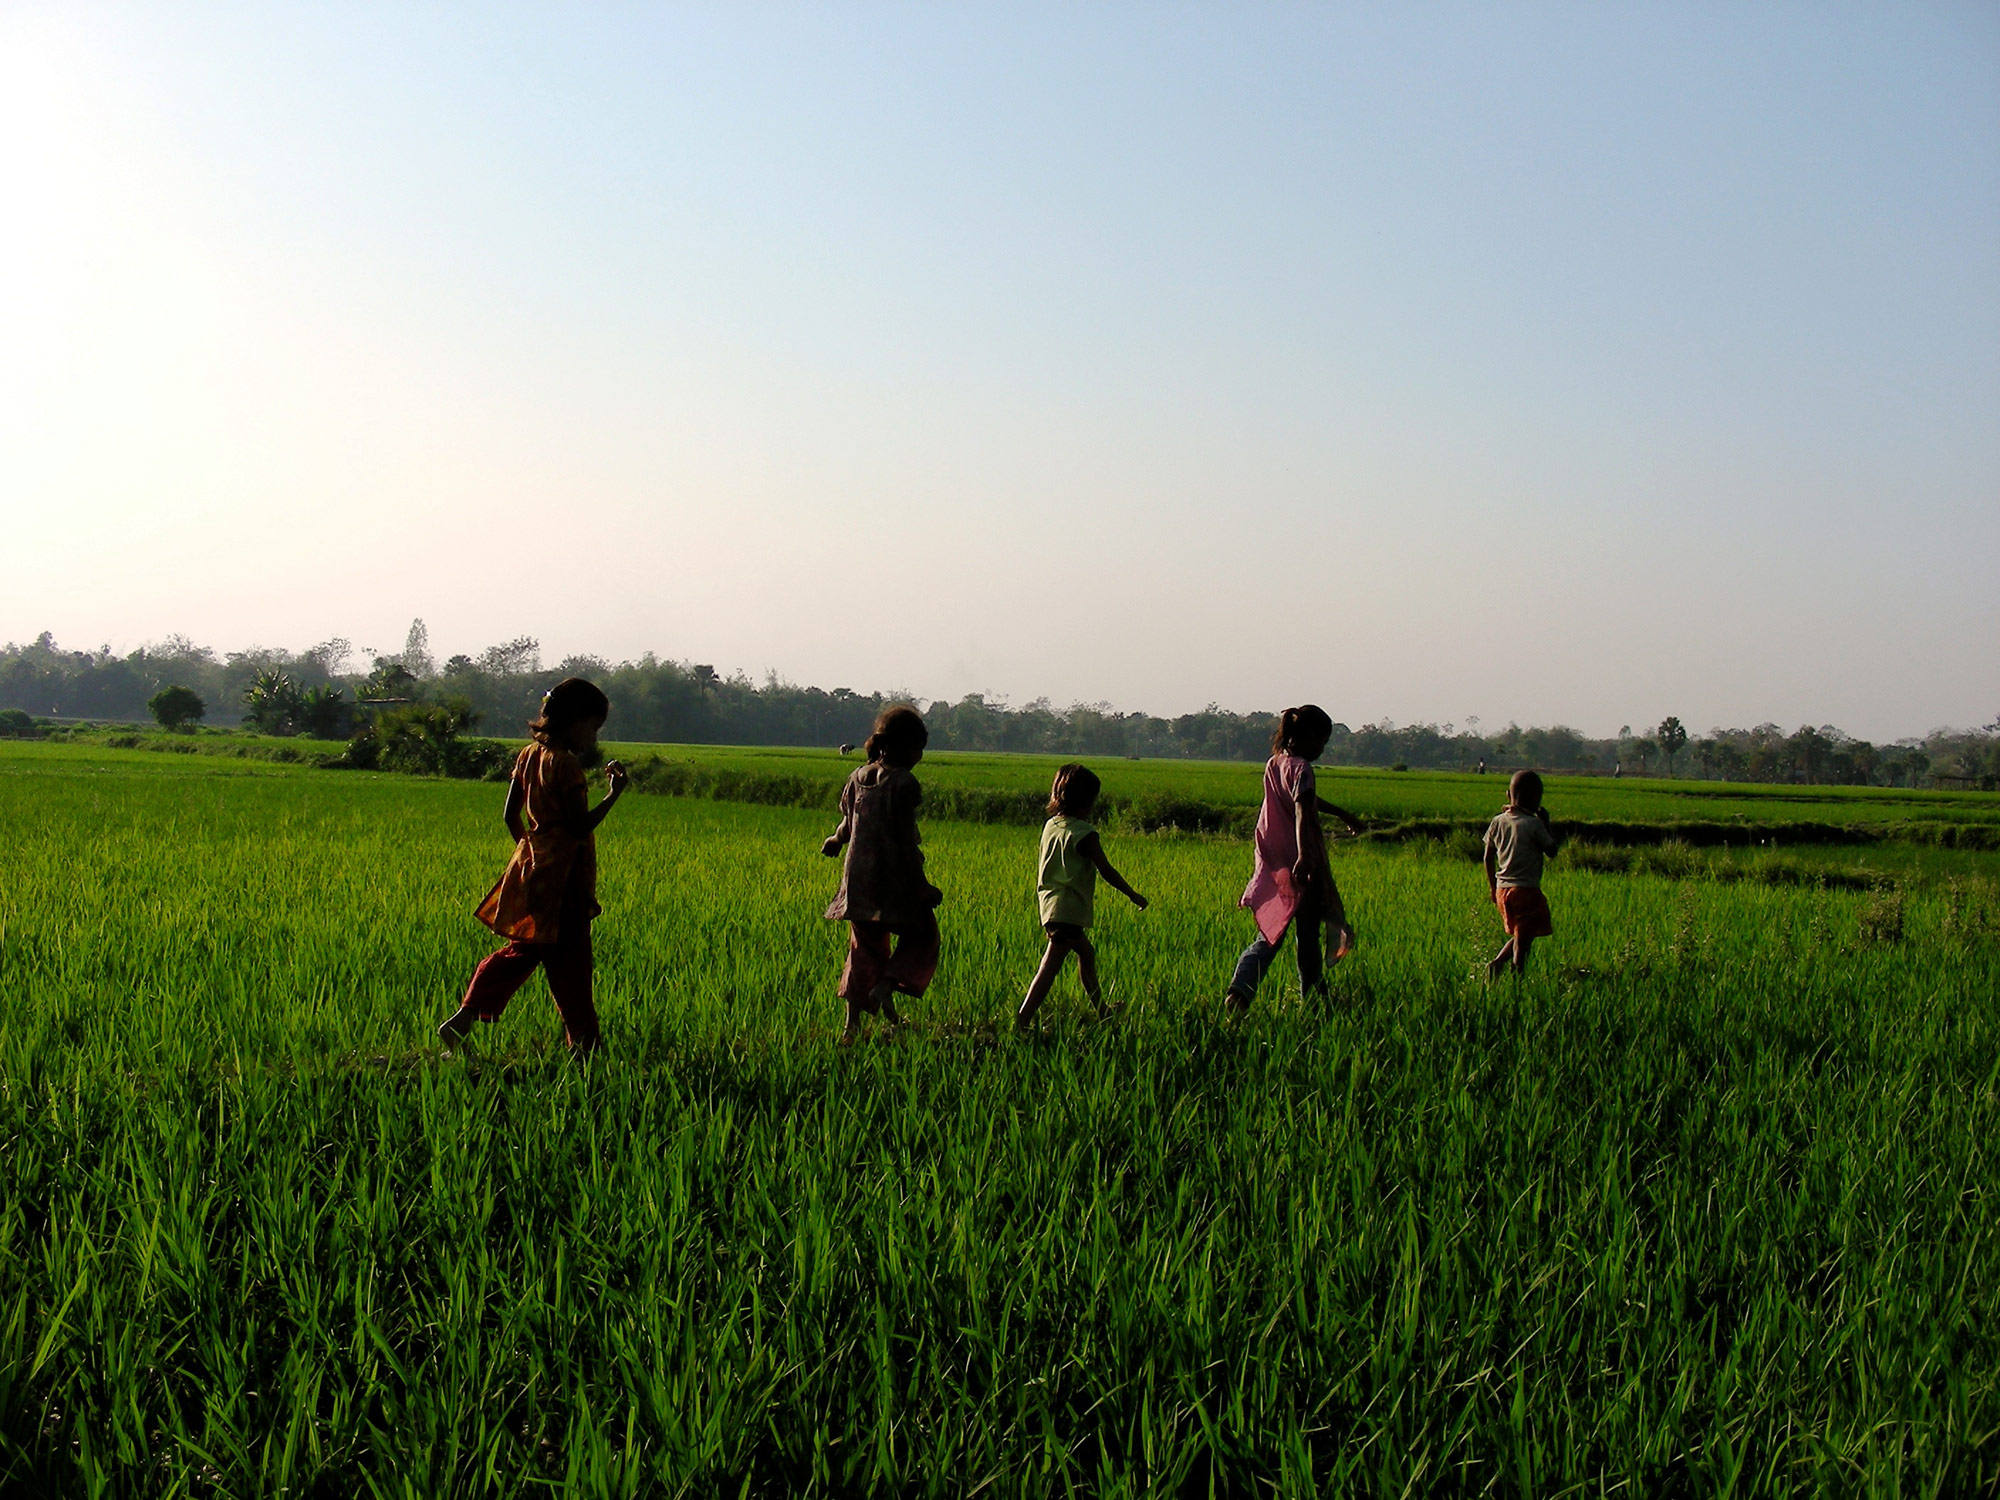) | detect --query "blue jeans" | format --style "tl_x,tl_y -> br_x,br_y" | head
1228,914 -> 1324,1002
